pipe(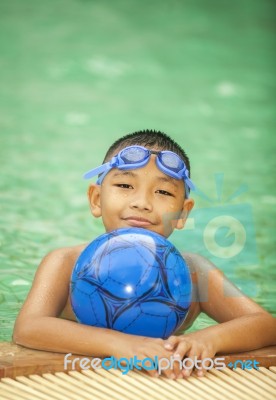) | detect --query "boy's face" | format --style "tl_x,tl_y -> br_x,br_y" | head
88,153 -> 194,238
